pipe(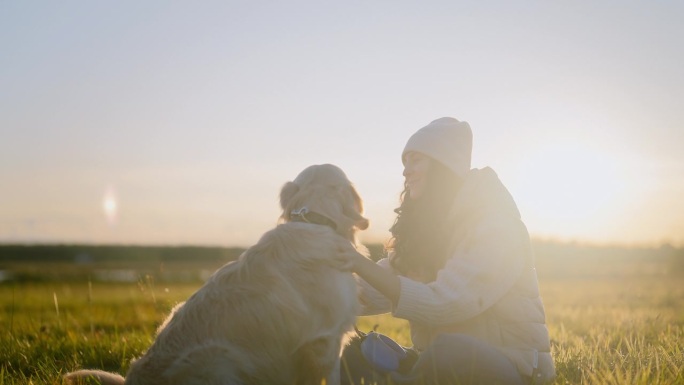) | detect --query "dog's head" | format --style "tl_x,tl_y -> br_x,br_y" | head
279,164 -> 369,242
